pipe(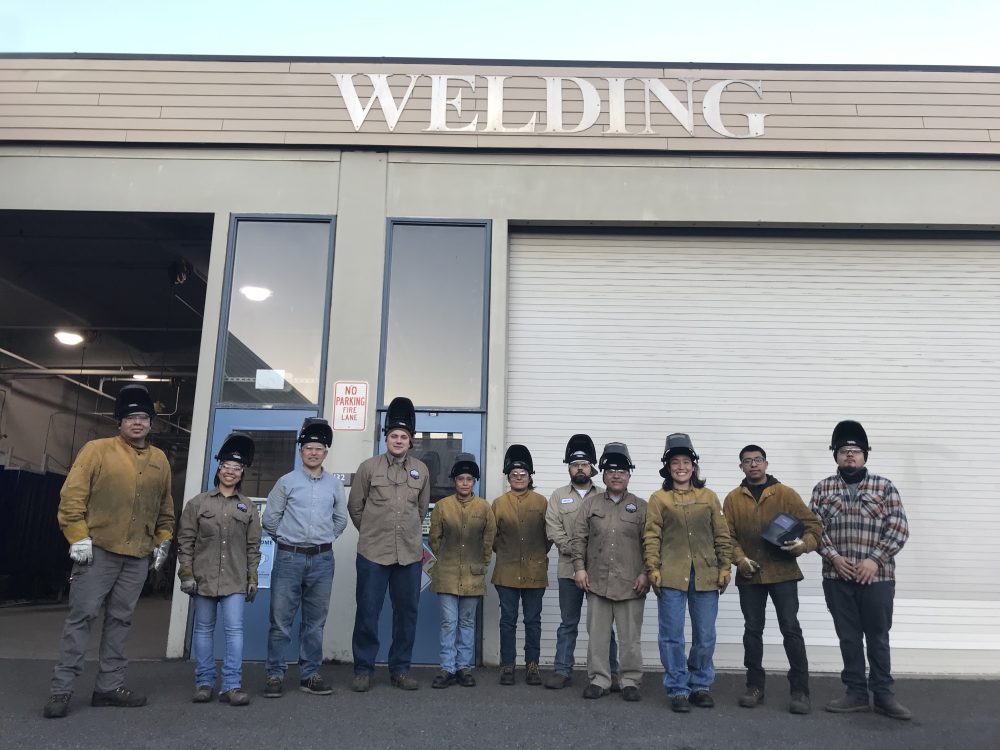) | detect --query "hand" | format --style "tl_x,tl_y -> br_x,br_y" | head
633,572 -> 649,595
69,537 -> 93,565
246,583 -> 258,603
831,555 -> 856,581
780,537 -> 805,555
648,569 -> 661,588
179,579 -> 197,596
718,569 -> 731,594
574,569 -> 590,592
853,558 -> 879,585
152,540 -> 171,571
737,558 -> 760,578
